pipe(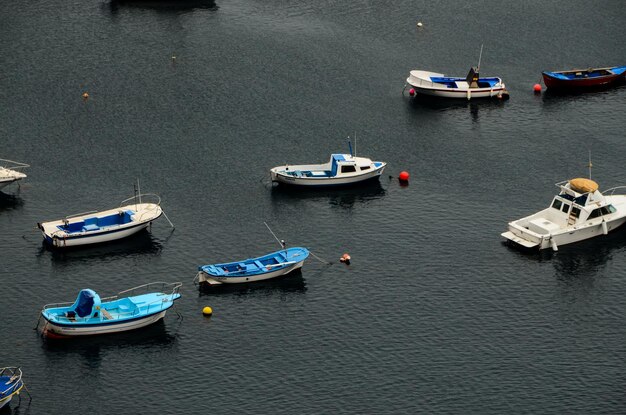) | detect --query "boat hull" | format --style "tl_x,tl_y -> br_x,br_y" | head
43,222 -> 151,248
542,70 -> 625,90
411,85 -> 508,99
197,259 -> 305,286
43,309 -> 168,337
271,165 -> 385,187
